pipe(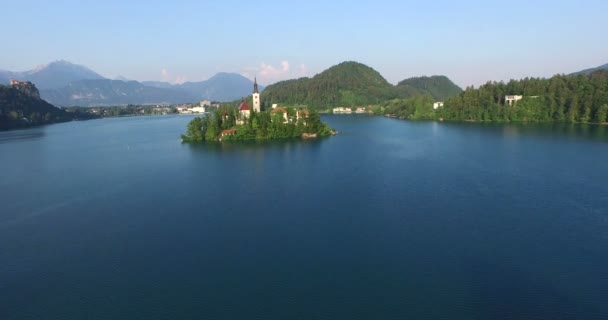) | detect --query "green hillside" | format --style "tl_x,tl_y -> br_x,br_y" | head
396,75 -> 462,100
384,70 -> 608,123
261,61 -> 461,109
262,61 -> 399,108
